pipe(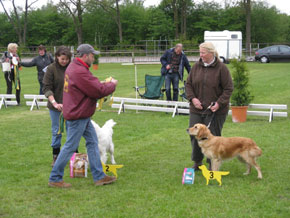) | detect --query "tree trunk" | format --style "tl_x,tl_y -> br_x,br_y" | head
182,0 -> 187,39
244,0 -> 251,56
115,0 -> 123,43
76,0 -> 83,44
172,0 -> 179,39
